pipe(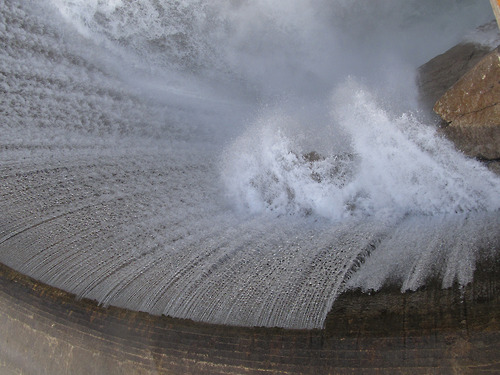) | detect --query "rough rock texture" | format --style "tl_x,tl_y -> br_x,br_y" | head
417,32 -> 500,173
492,0 -> 500,29
434,46 -> 500,163
417,42 -> 493,114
